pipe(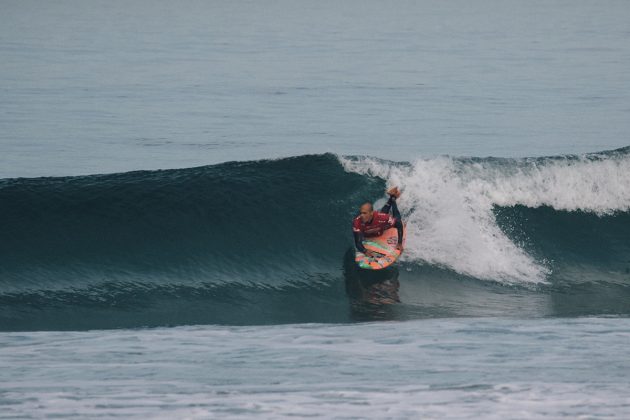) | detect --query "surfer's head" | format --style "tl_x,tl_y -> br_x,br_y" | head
359,202 -> 374,223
